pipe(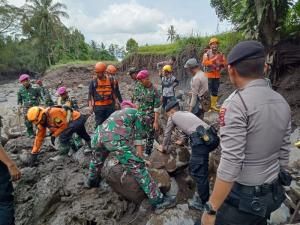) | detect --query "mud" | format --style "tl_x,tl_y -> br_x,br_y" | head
0,59 -> 299,225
